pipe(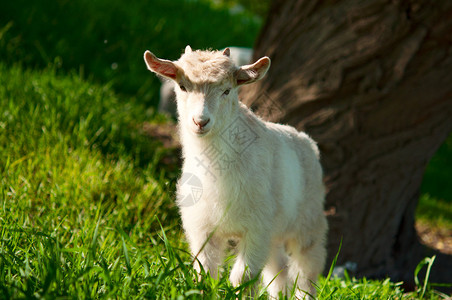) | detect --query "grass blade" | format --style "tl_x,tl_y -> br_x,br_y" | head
121,236 -> 132,275
318,238 -> 342,297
